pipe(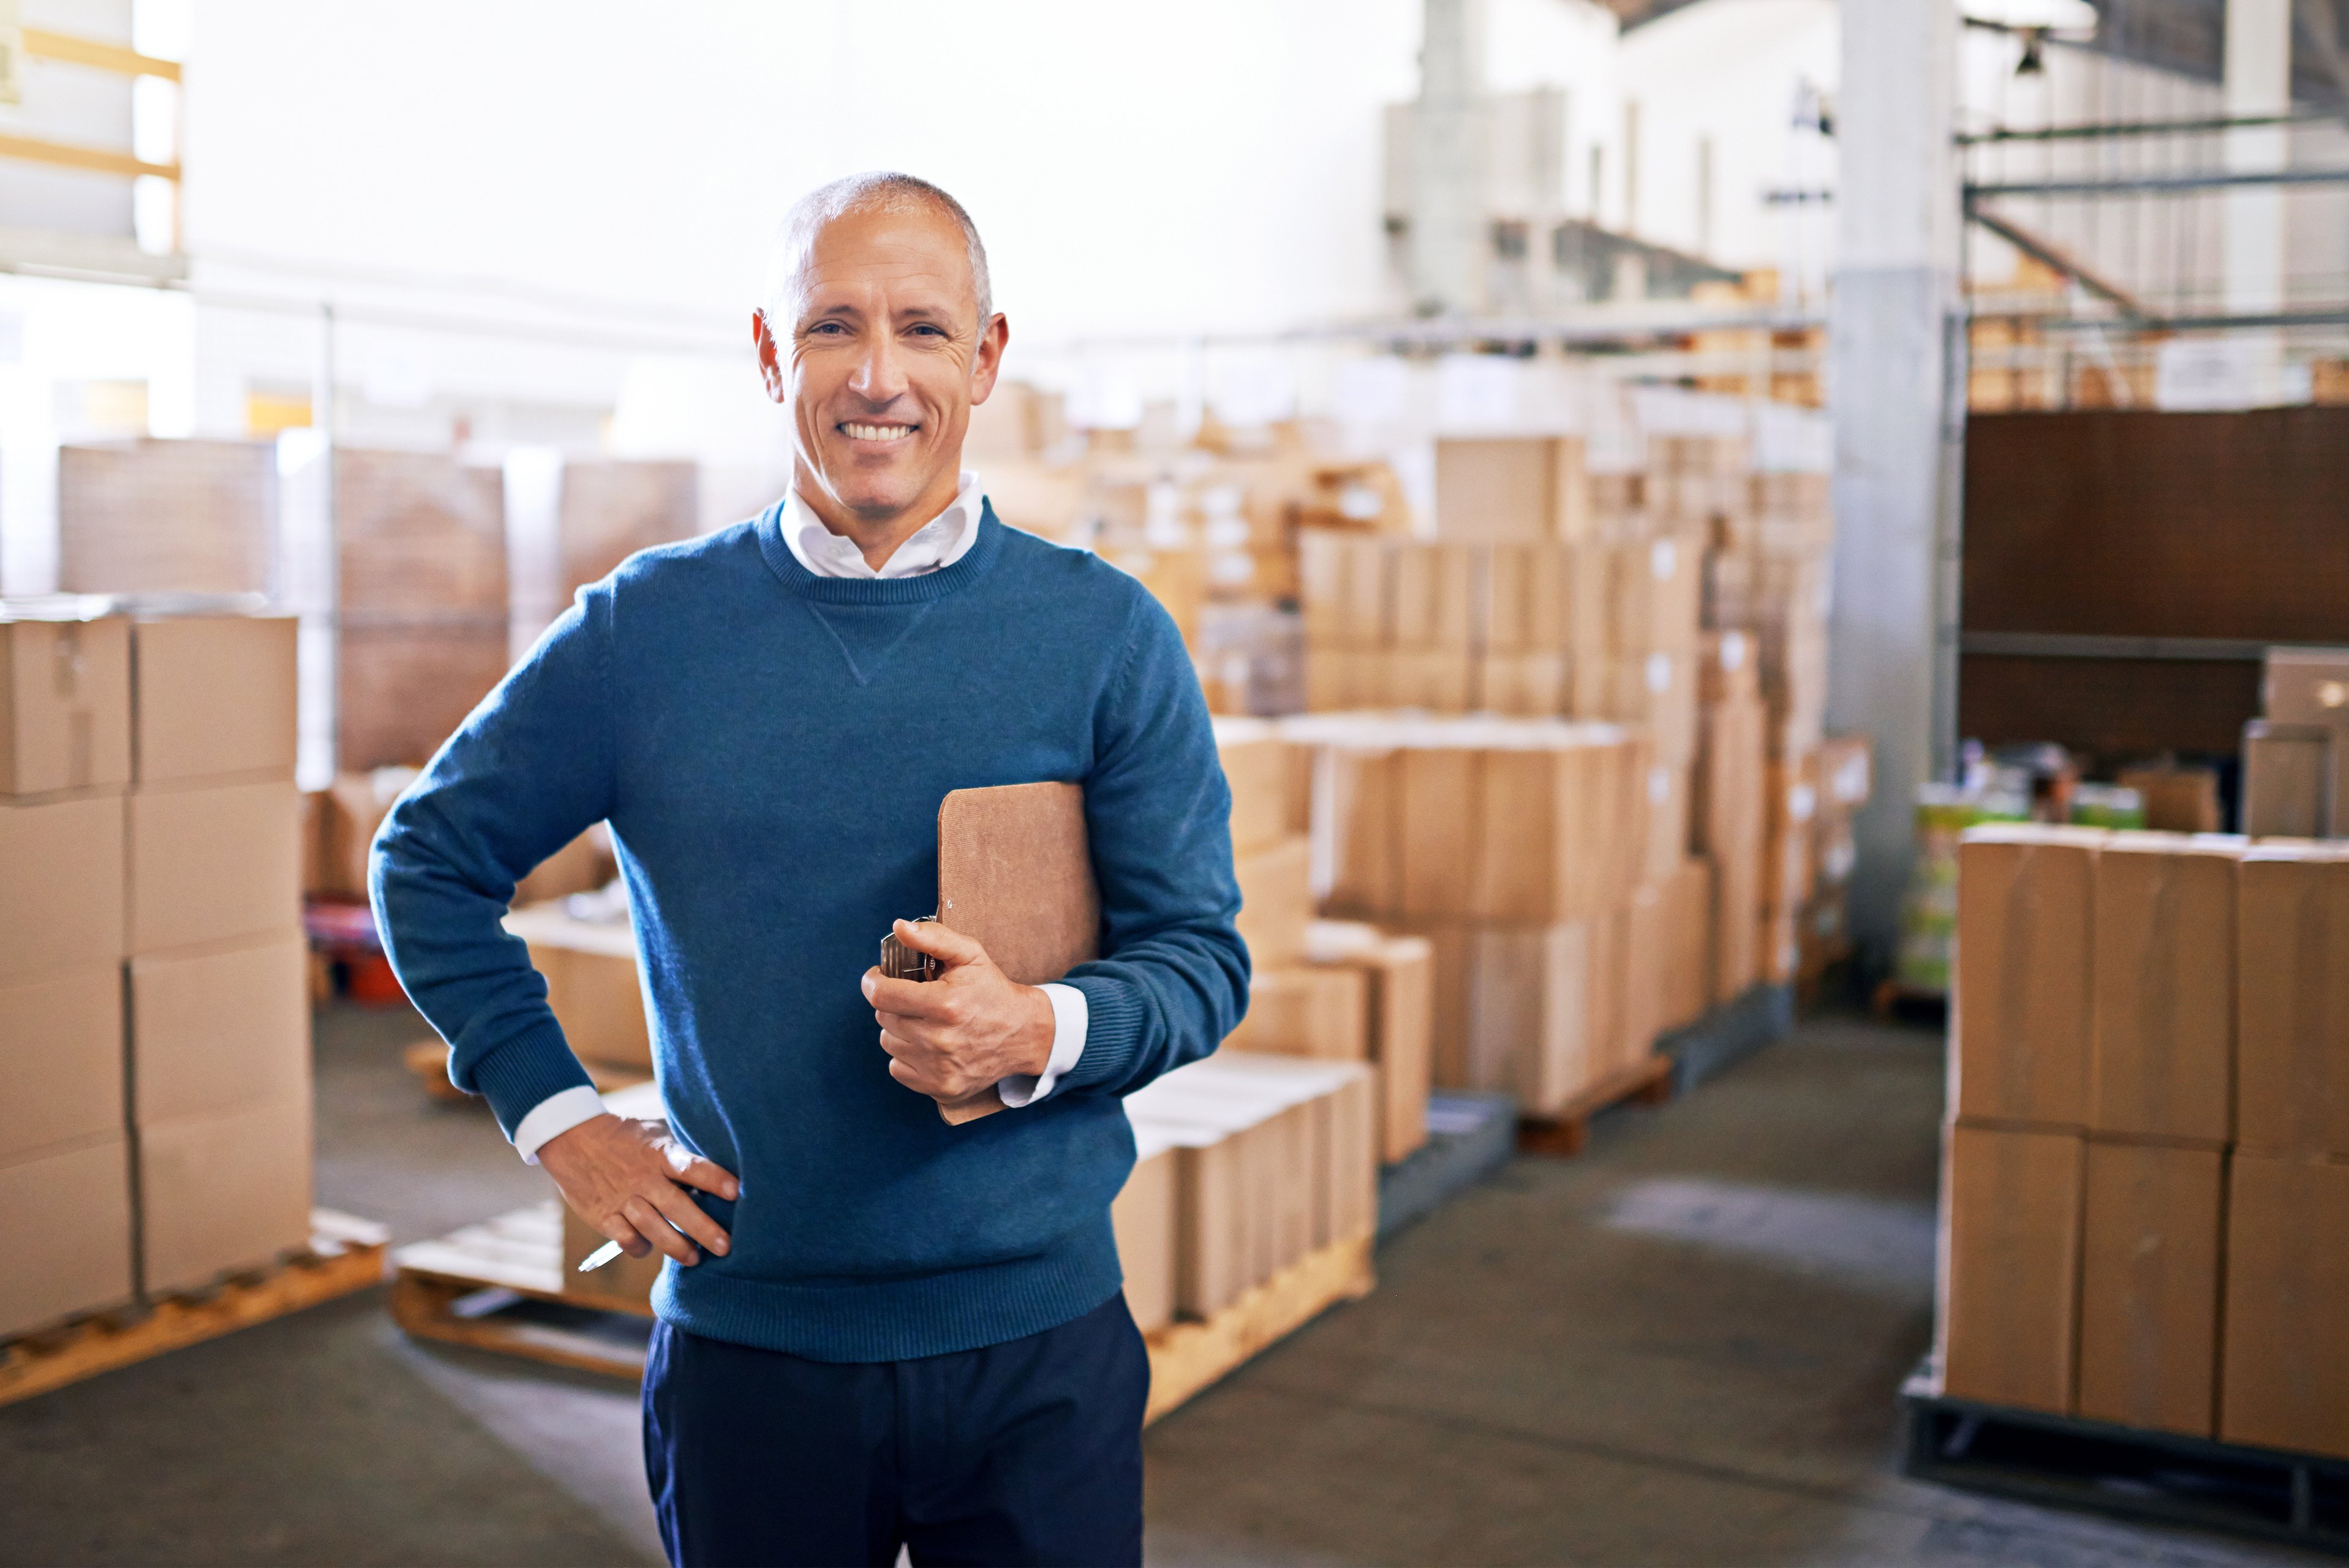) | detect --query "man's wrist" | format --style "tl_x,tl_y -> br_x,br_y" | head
512,1085 -> 611,1164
